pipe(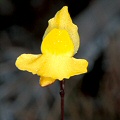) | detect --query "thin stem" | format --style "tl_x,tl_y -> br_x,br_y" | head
60,80 -> 65,120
